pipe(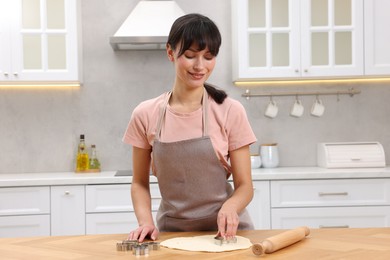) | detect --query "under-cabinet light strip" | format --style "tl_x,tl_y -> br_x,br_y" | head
234,77 -> 390,86
0,82 -> 81,90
